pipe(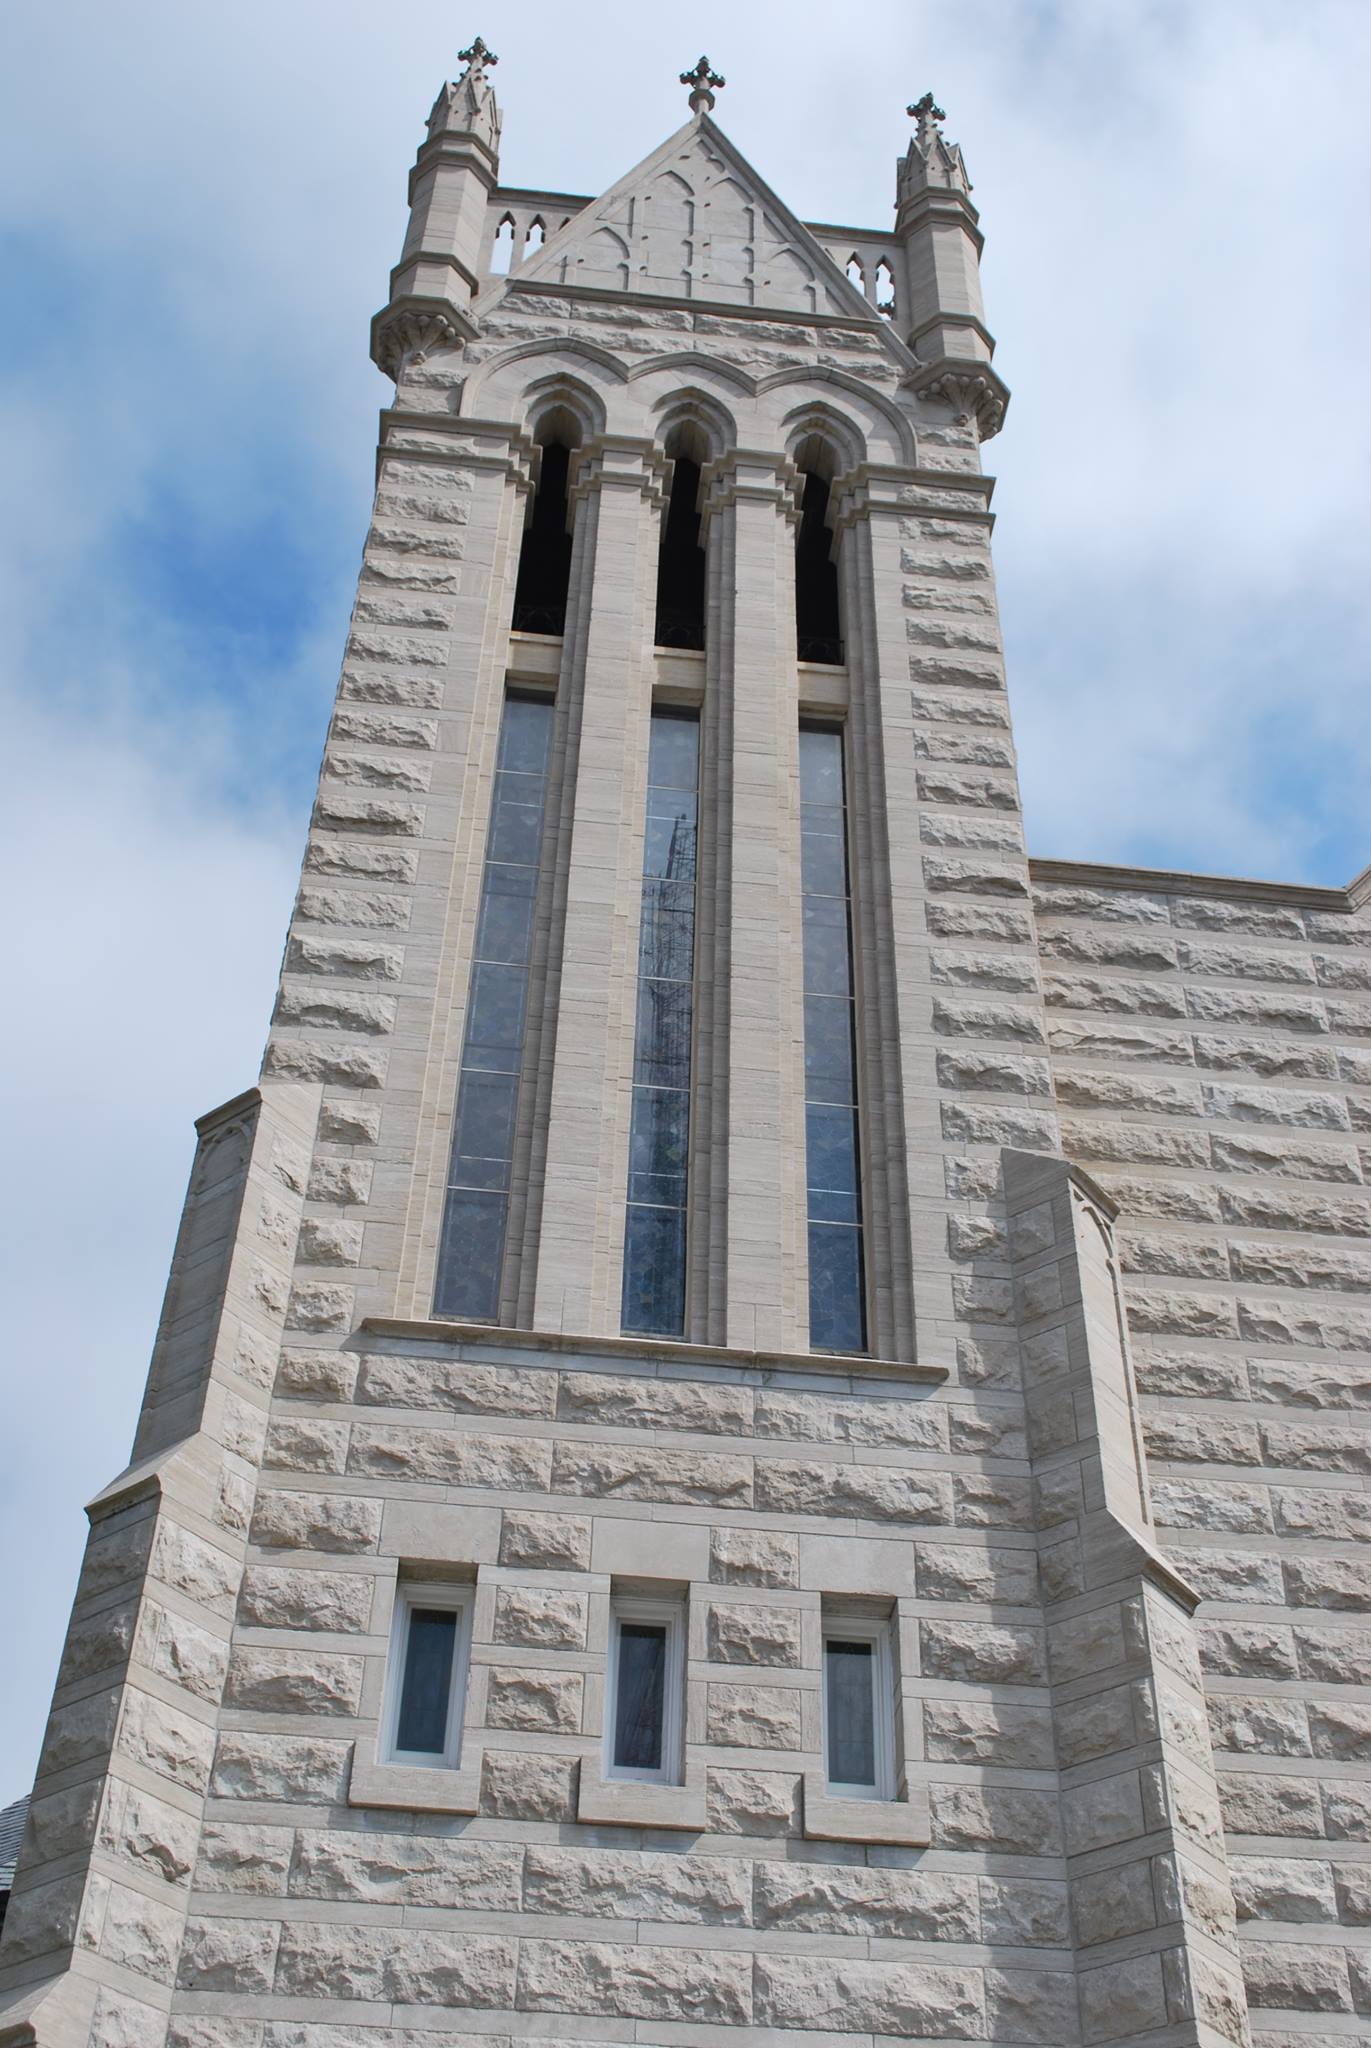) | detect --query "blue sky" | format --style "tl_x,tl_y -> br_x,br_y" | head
1,0 -> 1368,1787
